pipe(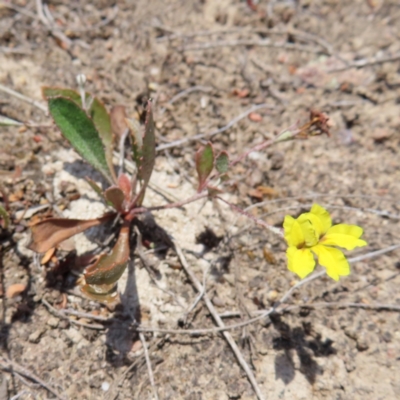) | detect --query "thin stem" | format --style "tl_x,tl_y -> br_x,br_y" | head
146,191 -> 208,212
216,196 -> 283,237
